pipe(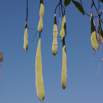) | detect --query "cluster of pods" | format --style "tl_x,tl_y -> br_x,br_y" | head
52,1 -> 67,89
90,1 -> 103,76
23,0 -> 45,102
90,3 -> 103,51
35,0 -> 45,102
23,0 -> 67,102
90,10 -> 103,51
